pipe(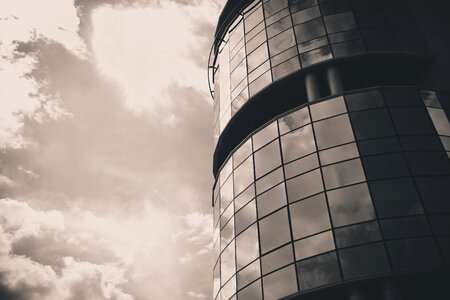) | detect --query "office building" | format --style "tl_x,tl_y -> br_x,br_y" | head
209,0 -> 450,299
